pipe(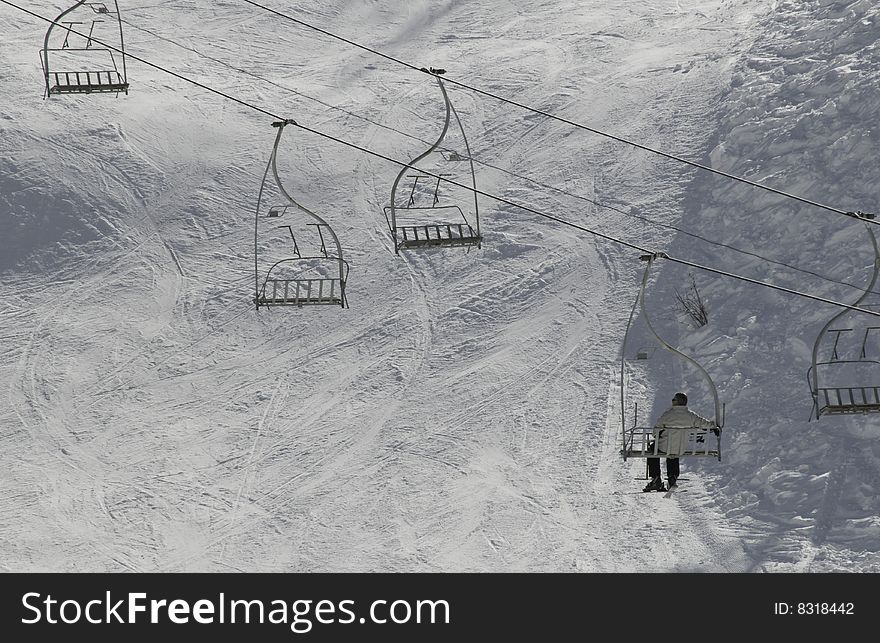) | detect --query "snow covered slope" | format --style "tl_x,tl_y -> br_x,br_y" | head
0,0 -> 874,572
645,0 -> 880,571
